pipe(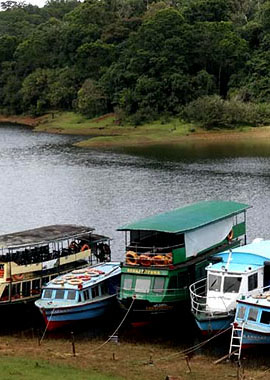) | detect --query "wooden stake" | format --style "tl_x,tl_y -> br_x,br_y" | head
71,331 -> 76,357
185,356 -> 191,373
